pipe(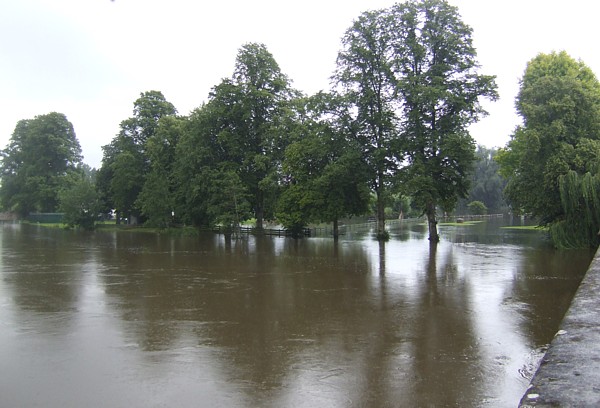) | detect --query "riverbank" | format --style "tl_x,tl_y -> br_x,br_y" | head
519,246 -> 600,407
